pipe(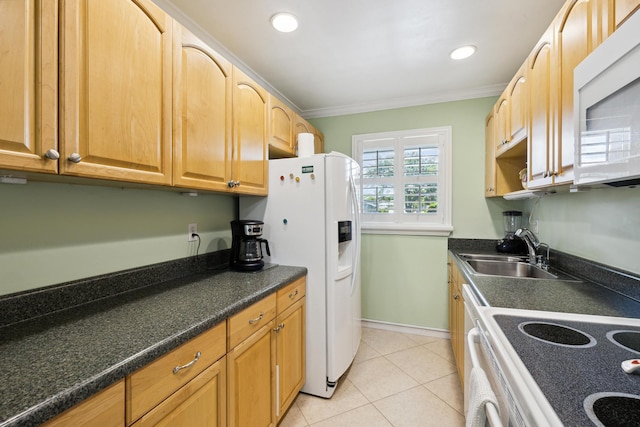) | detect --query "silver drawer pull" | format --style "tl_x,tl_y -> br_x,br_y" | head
249,312 -> 264,324
289,289 -> 299,299
173,351 -> 201,374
